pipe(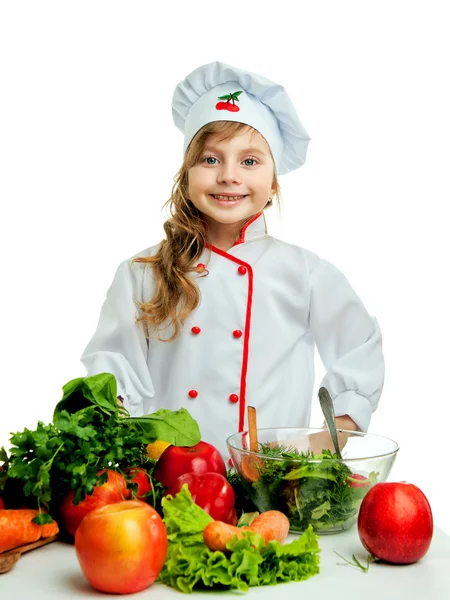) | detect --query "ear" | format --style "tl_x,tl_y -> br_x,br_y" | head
271,179 -> 277,196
